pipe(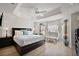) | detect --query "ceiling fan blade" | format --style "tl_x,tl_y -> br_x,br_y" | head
34,7 -> 47,14
35,10 -> 47,14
